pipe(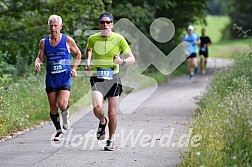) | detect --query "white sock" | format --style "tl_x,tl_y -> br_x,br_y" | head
100,118 -> 106,125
